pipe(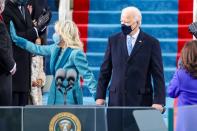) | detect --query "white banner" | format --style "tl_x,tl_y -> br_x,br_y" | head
58,0 -> 71,21
194,0 -> 197,22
